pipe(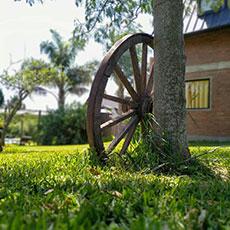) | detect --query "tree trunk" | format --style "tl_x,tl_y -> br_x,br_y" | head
0,99 -> 23,152
117,83 -> 124,114
58,84 -> 65,108
153,0 -> 190,159
20,114 -> 24,145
